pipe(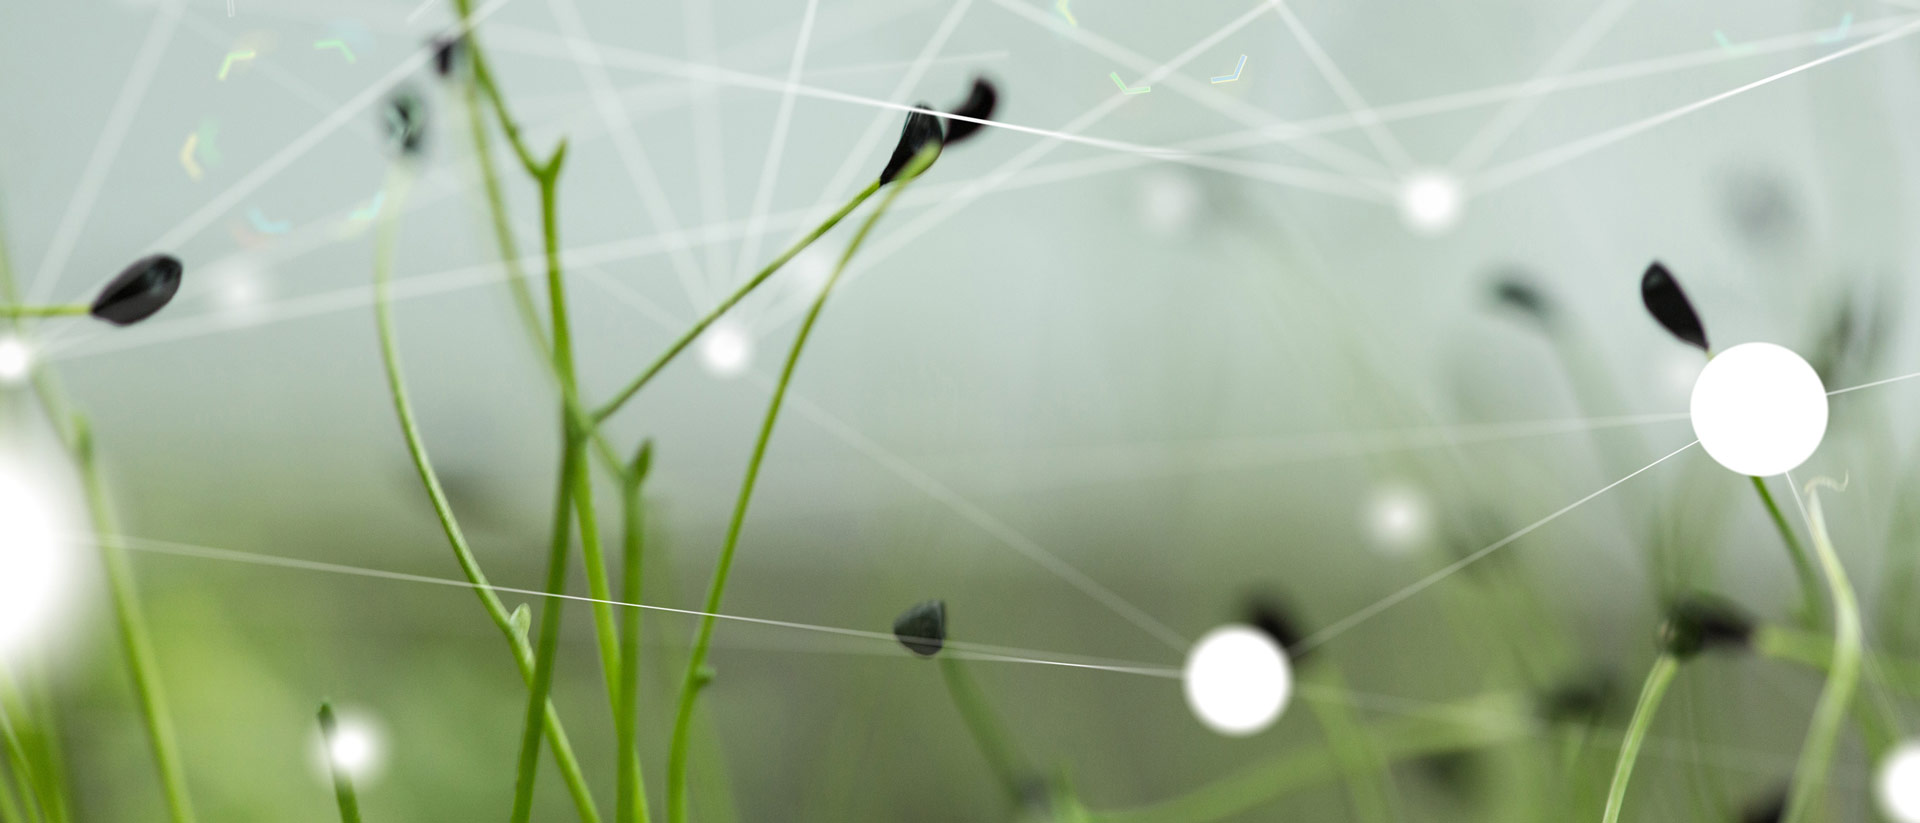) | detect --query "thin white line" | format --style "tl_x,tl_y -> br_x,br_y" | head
684,0 -> 732,295
729,0 -> 822,296
94,533 -> 1179,677
1272,0 -> 1413,171
1293,439 -> 1700,653
984,0 -> 1392,183
405,0 -> 441,22
1448,0 -> 1639,171
1828,368 -> 1920,395
144,0 -> 520,254
25,0 -> 186,304
546,0 -> 715,308
1472,16 -> 1920,194
771,386 -> 1193,651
